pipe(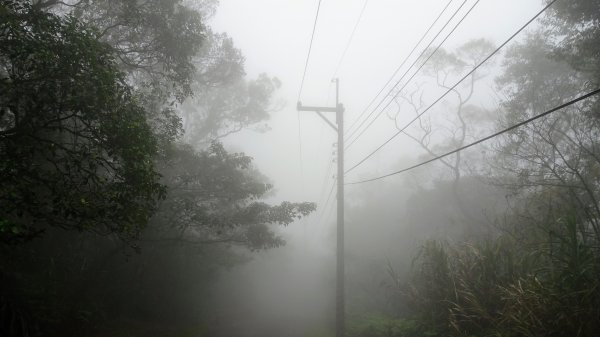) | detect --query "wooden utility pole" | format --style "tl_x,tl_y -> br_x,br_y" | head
297,78 -> 345,337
